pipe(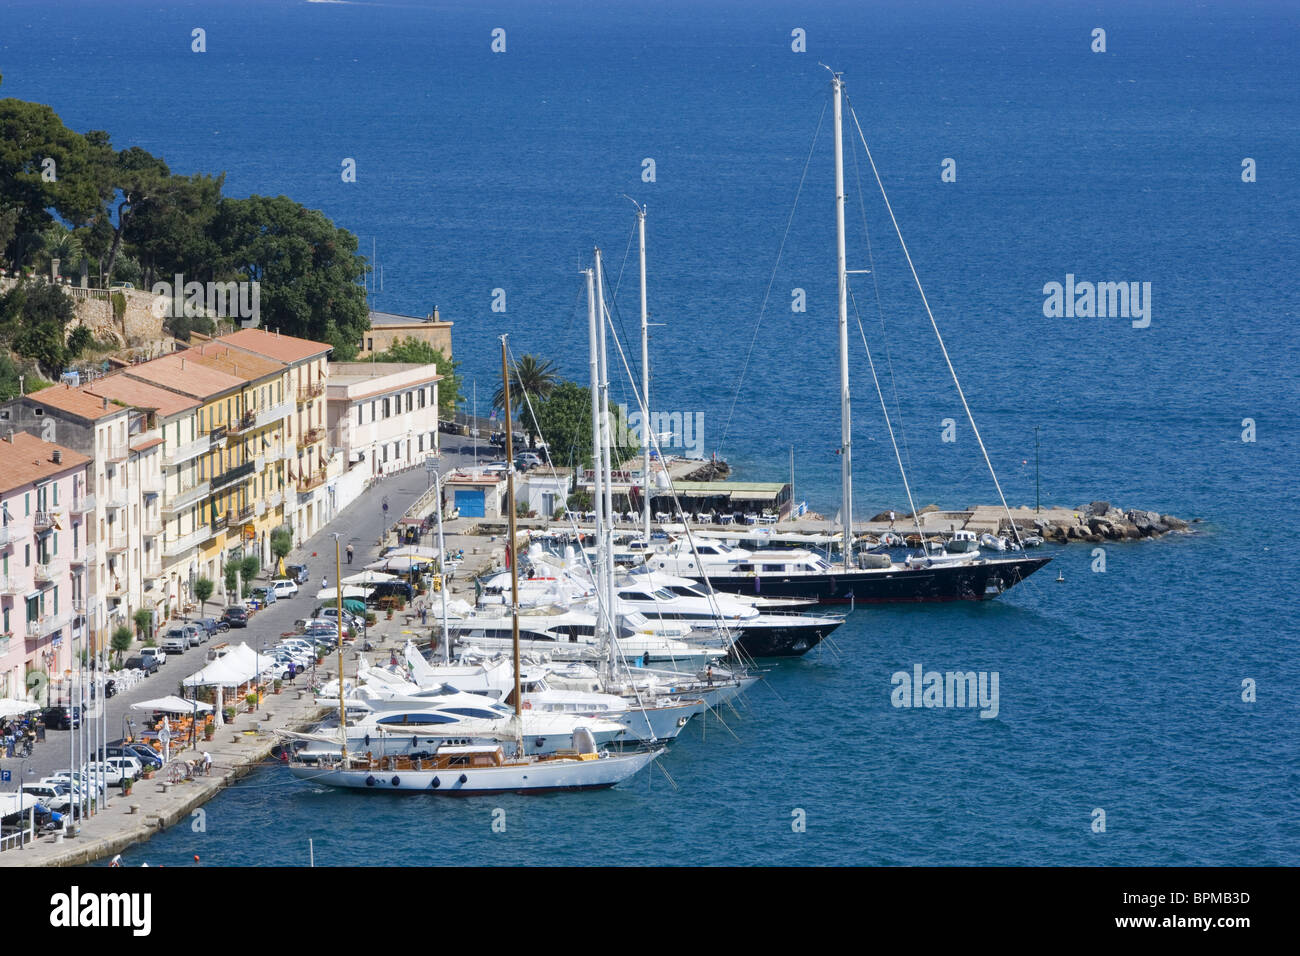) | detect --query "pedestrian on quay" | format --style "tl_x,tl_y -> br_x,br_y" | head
346,544 -> 354,565
420,604 -> 428,626
201,751 -> 211,775
287,661 -> 296,684
889,511 -> 896,528
322,576 -> 328,593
